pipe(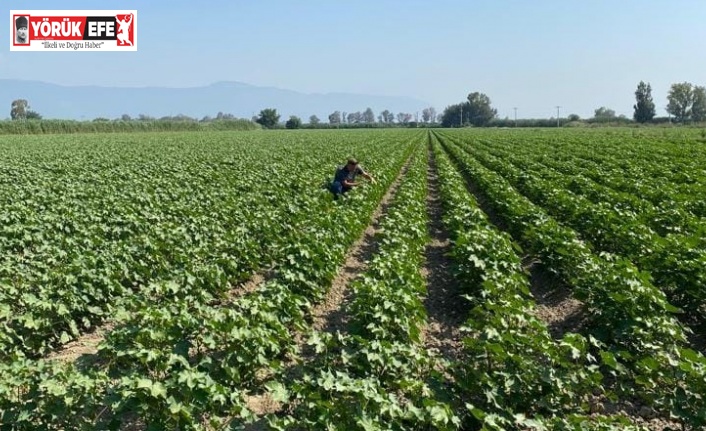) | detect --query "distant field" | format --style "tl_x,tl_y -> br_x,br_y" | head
0,118 -> 260,134
1,128 -> 705,430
